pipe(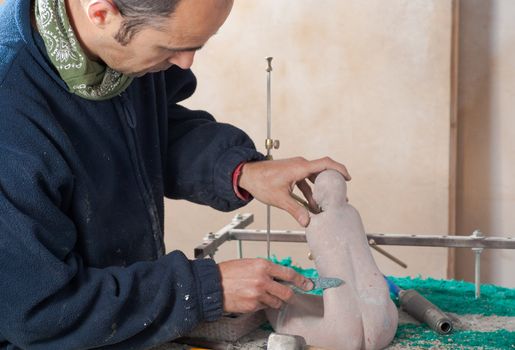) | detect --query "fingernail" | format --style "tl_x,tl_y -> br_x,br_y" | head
298,214 -> 309,227
304,278 -> 314,291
